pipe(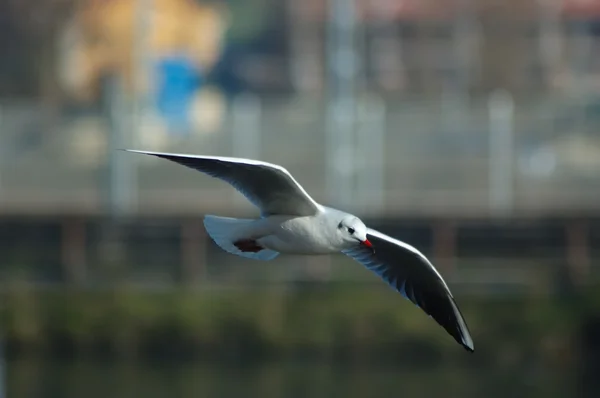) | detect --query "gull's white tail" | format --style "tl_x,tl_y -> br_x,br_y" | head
203,215 -> 280,261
